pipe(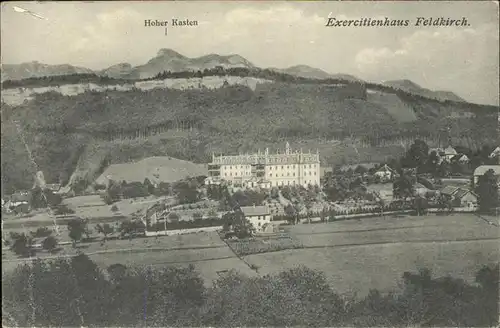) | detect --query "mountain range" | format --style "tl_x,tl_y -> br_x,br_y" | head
2,48 -> 463,102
